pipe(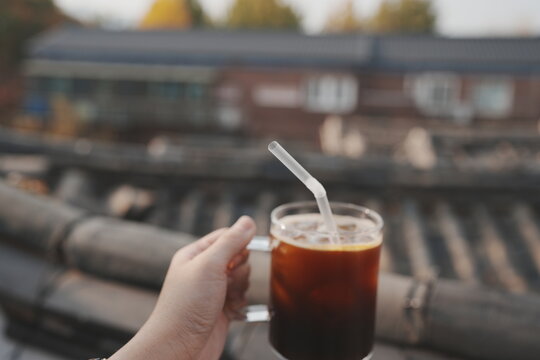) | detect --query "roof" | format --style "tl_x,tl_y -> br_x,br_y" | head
375,36 -> 540,72
28,27 -> 372,68
27,27 -> 540,73
1,129 -> 540,359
